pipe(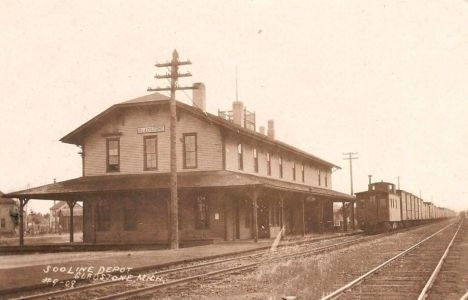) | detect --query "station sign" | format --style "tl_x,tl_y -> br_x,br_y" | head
137,126 -> 165,134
